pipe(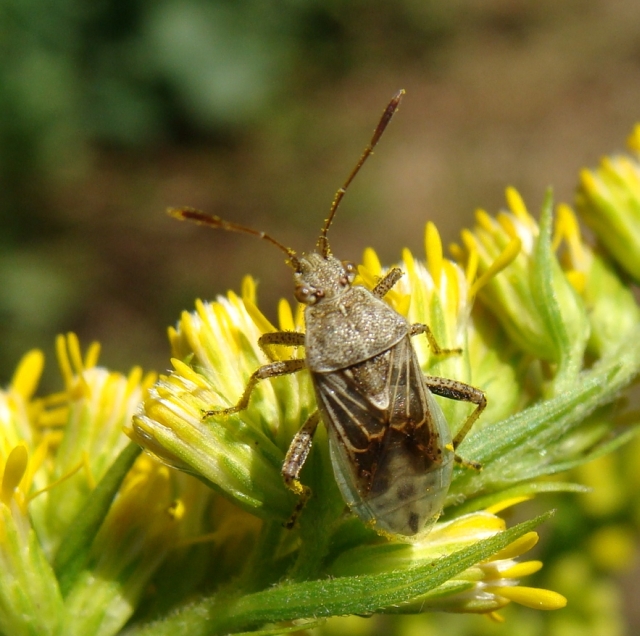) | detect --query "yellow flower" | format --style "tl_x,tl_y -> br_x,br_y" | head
554,203 -> 640,357
128,291 -> 304,522
61,455 -> 215,636
30,334 -> 156,556
6,107 -> 640,636
0,333 -> 217,636
129,220 -> 522,526
329,503 -> 566,617
0,350 -> 64,636
457,188 -> 590,394
576,131 -> 640,282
